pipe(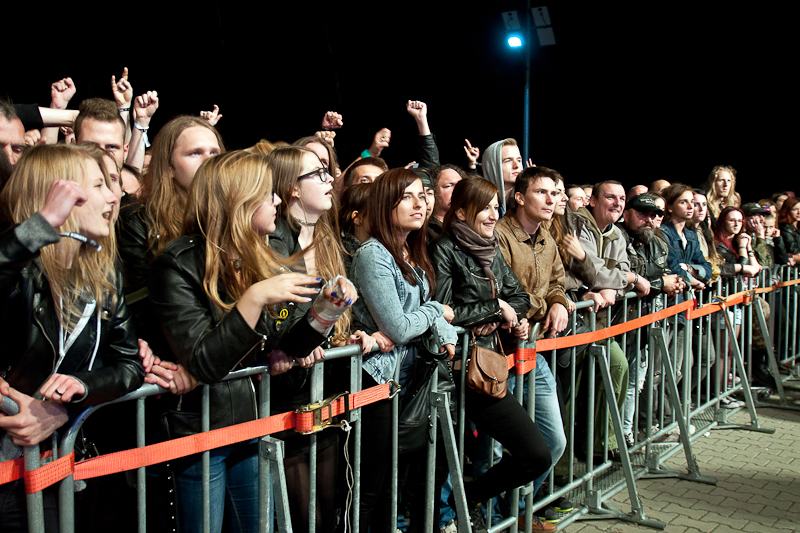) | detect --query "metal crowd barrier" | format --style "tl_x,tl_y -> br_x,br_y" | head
5,266 -> 800,533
